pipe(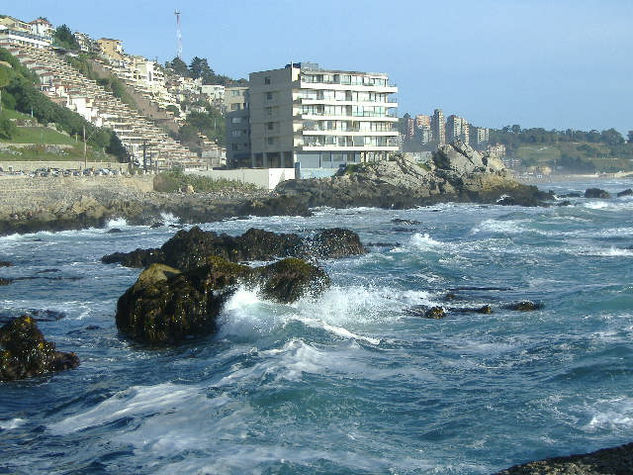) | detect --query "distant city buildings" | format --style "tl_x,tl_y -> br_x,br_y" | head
402,107 -> 489,152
